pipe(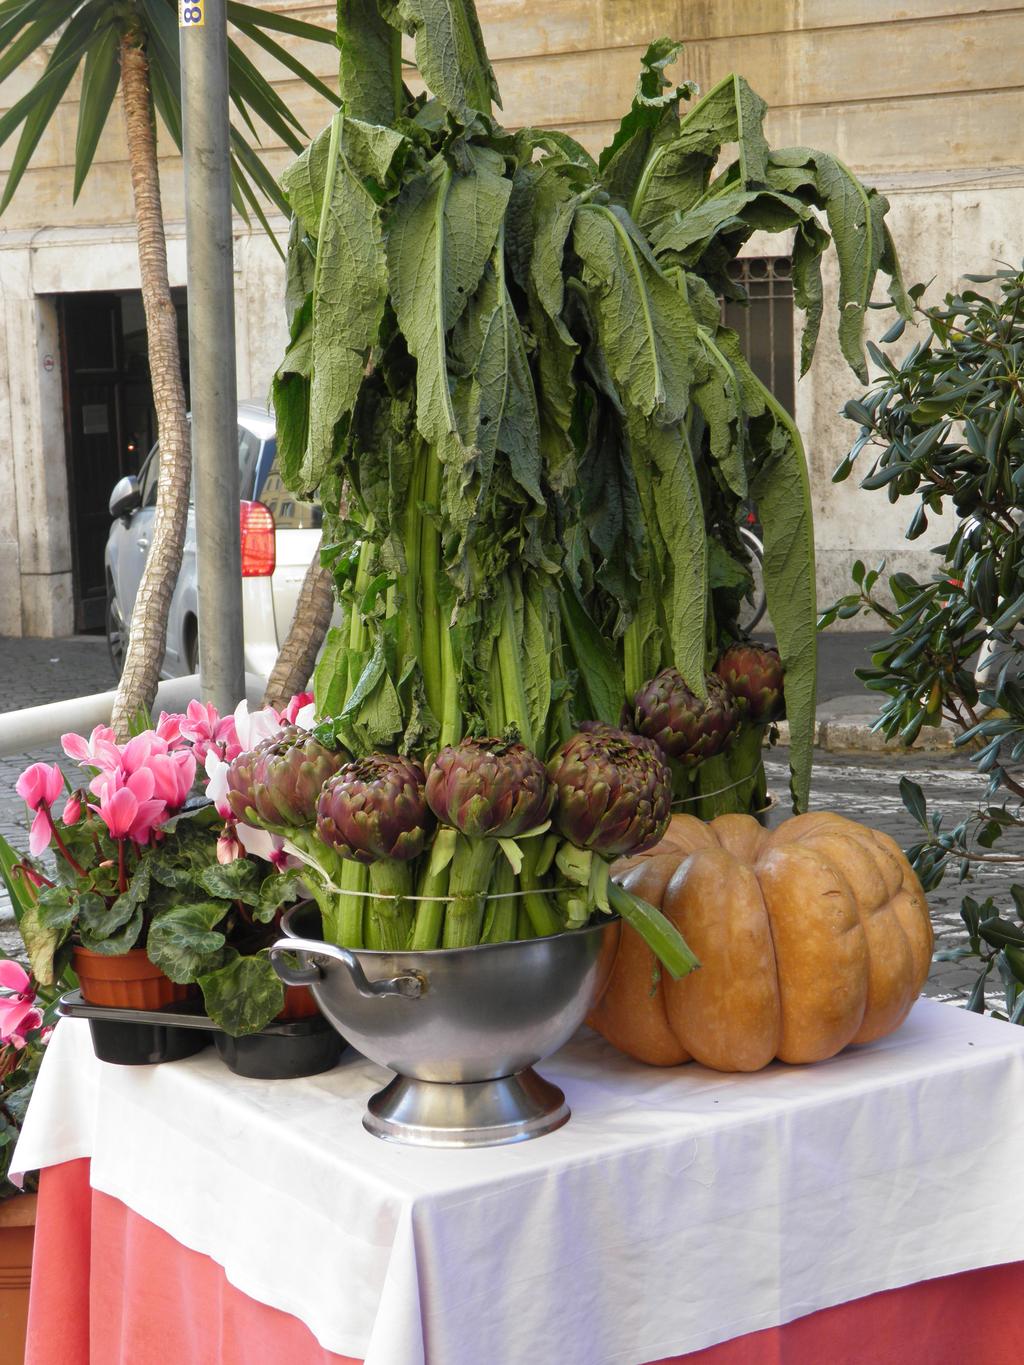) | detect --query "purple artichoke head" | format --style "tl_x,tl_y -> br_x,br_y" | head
714,643 -> 785,724
317,753 -> 433,863
425,737 -> 554,839
547,723 -> 671,859
228,727 -> 349,830
630,668 -> 740,768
